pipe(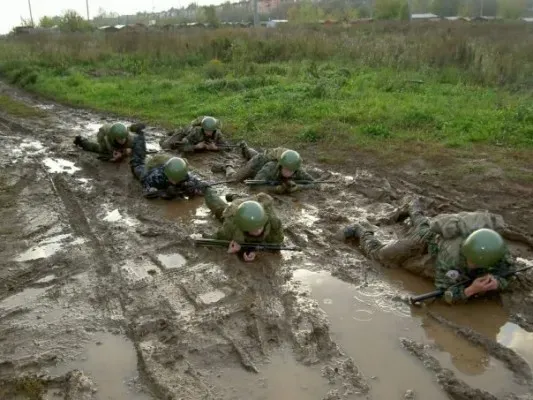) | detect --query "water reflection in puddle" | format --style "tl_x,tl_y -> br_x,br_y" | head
0,287 -> 47,312
217,349 -> 330,400
103,209 -> 138,226
15,234 -> 86,262
43,158 -> 81,174
294,269 -> 528,399
49,332 -> 153,400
